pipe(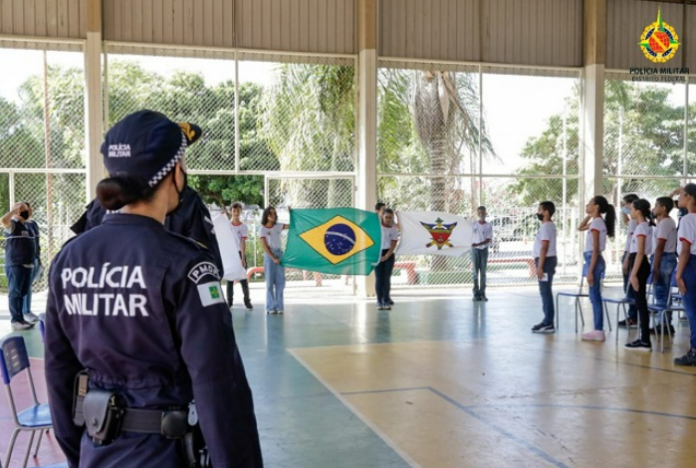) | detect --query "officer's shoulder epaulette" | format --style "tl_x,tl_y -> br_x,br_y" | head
164,230 -> 210,252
